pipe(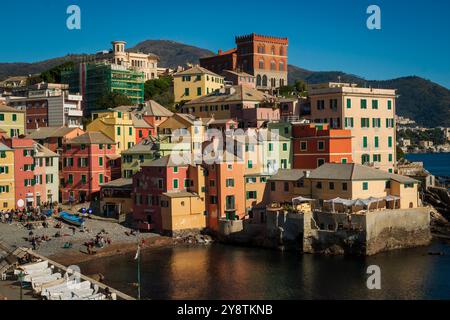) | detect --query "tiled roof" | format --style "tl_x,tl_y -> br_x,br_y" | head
174,66 -> 222,77
0,104 -> 25,113
143,100 -> 174,117
308,163 -> 418,183
100,178 -> 133,188
35,143 -> 58,157
269,169 -> 306,181
66,132 -> 115,145
143,155 -> 191,167
27,127 -> 82,140
122,137 -> 158,154
185,85 -> 274,105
